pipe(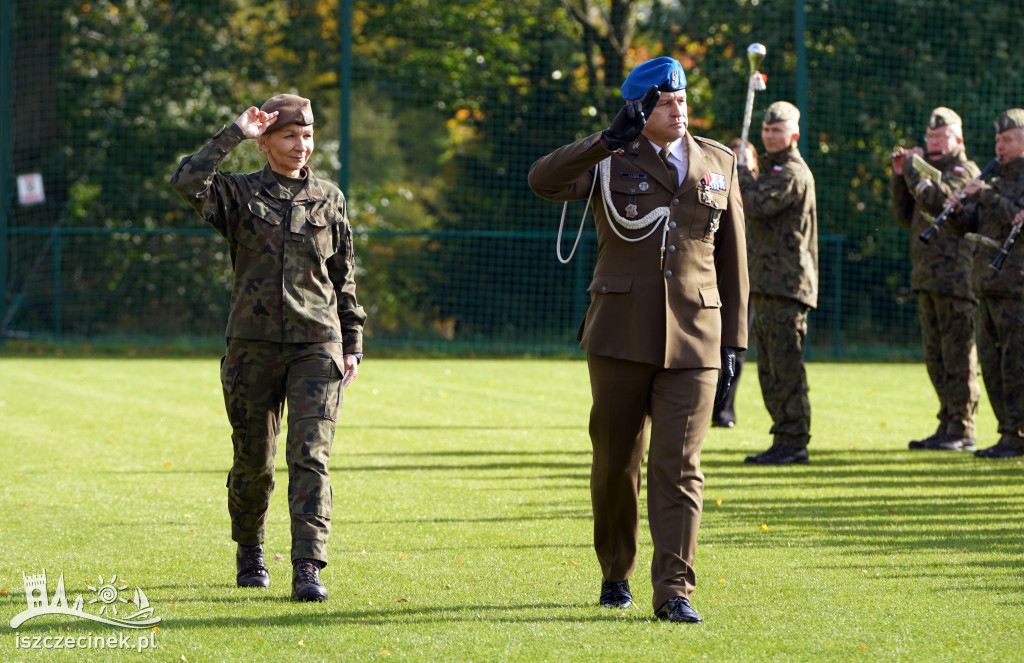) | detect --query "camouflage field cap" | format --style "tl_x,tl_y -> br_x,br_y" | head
928,107 -> 961,129
994,109 -> 1024,133
764,101 -> 800,125
260,94 -> 314,133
